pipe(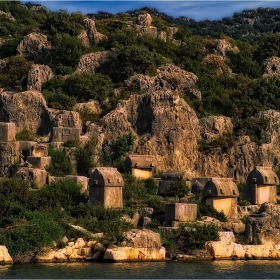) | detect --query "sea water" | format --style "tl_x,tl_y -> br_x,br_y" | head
1,260 -> 280,279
